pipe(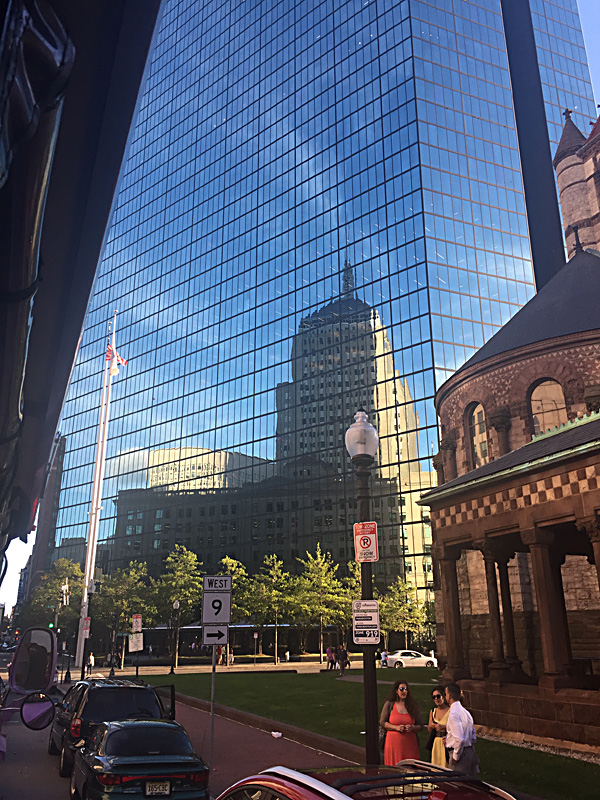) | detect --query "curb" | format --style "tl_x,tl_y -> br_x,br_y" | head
171,690 -> 365,764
